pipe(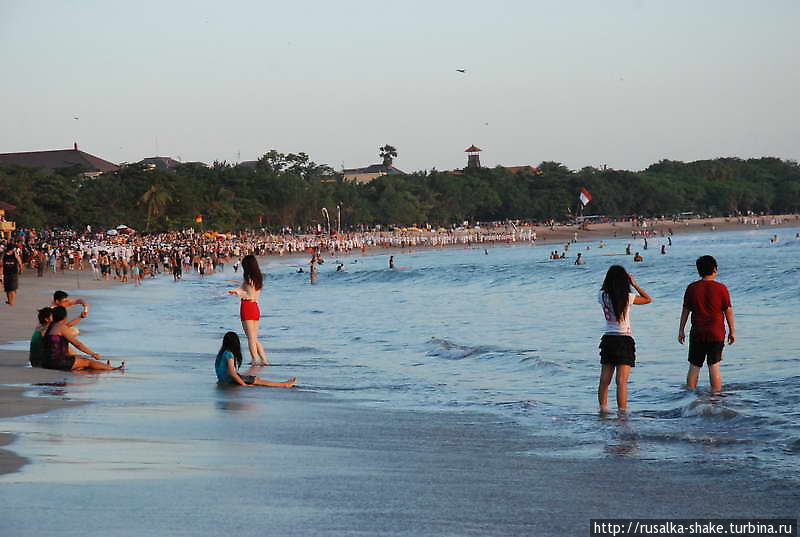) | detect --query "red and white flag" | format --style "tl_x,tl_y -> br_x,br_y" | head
579,188 -> 592,206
